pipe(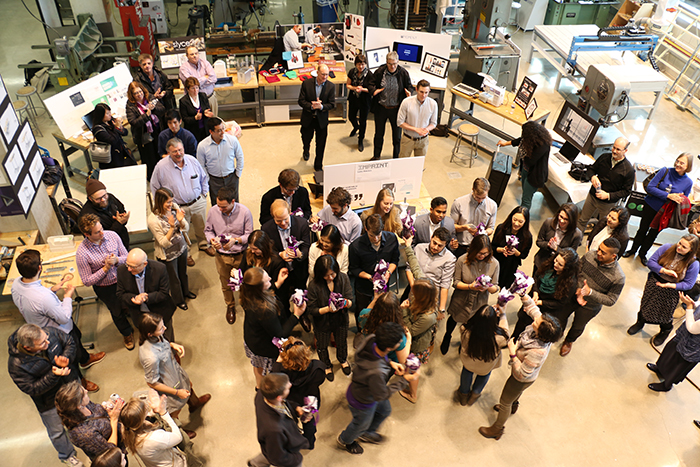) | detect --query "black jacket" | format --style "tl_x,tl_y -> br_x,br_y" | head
512,137 -> 550,188
133,65 -> 176,111
584,153 -> 635,203
586,218 -> 630,253
125,100 -> 165,147
253,390 -> 308,467
348,334 -> 408,405
92,122 -> 136,169
260,186 -> 312,226
262,216 -> 311,290
371,64 -> 414,111
8,327 -> 79,413
298,78 -> 336,129
349,232 -> 400,297
533,219 -> 583,270
179,92 -> 211,142
79,194 -> 130,250
270,359 -> 326,407
243,302 -> 299,359
116,261 -> 175,321
307,272 -> 353,332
